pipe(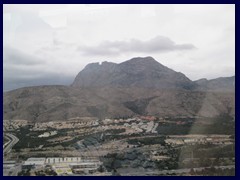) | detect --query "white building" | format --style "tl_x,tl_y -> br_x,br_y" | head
38,131 -> 57,137
23,158 -> 46,166
46,157 -> 82,164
